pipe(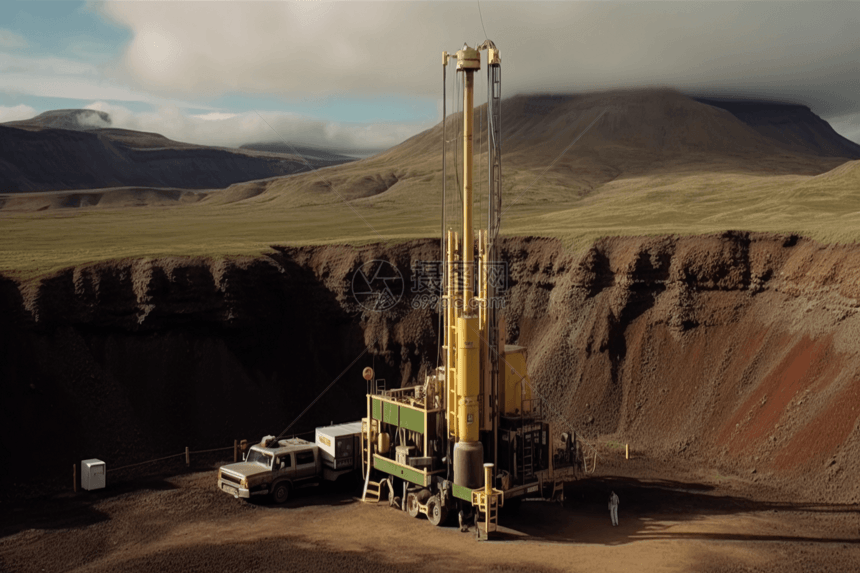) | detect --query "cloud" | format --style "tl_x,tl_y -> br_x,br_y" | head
192,112 -> 237,121
0,104 -> 36,122
97,1 -> 860,118
75,109 -> 112,129
0,29 -> 27,50
0,53 -> 99,76
83,101 -> 430,153
0,52 -> 216,109
5,2 -> 858,151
